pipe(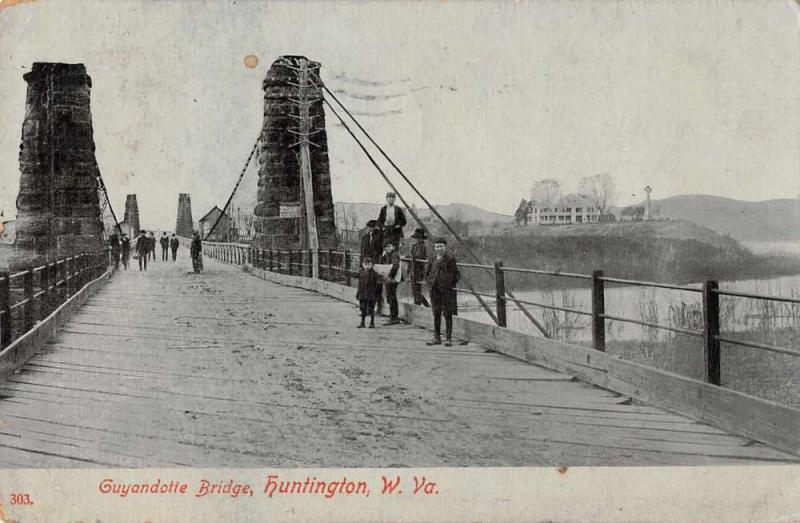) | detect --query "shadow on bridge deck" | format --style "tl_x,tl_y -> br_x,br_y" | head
0,250 -> 796,467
